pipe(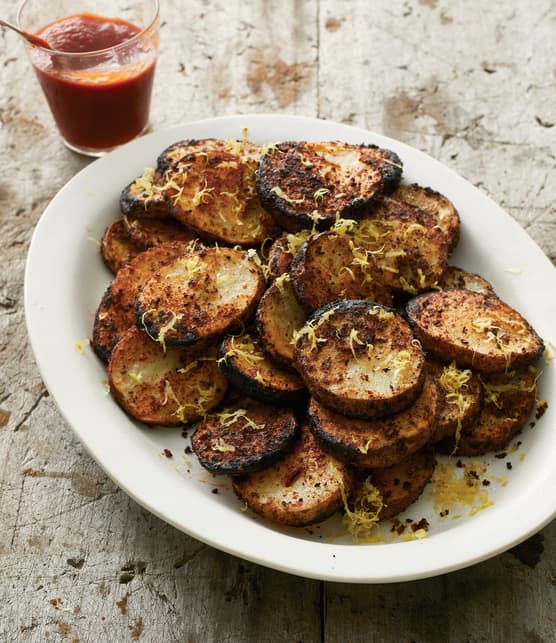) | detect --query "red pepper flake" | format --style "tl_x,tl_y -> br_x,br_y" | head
411,518 -> 429,532
482,479 -> 491,486
456,459 -> 463,468
506,462 -> 513,470
536,401 -> 548,419
181,430 -> 189,438
211,488 -> 219,494
495,452 -> 507,459
184,446 -> 192,454
163,448 -> 173,458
